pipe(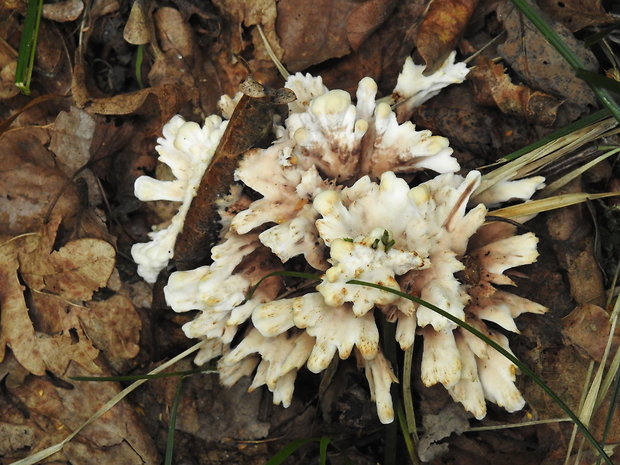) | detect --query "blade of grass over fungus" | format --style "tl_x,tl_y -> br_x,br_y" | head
15,0 -> 43,95
346,279 -> 614,465
508,0 -> 620,123
245,270 -> 322,301
165,376 -> 185,465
